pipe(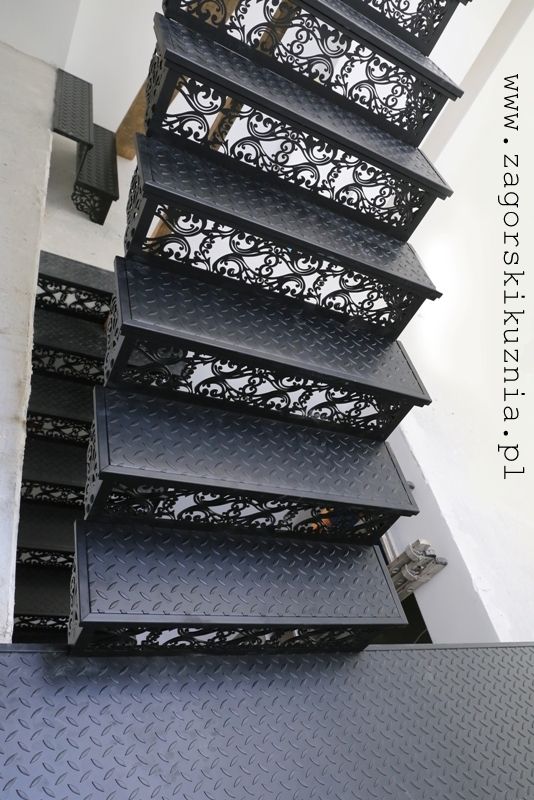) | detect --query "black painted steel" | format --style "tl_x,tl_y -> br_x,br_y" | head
72,124 -> 119,225
1,644 -> 533,797
27,375 -> 93,446
13,569 -> 70,642
163,0 -> 460,145
69,520 -> 406,652
18,504 -> 78,553
126,135 -> 439,337
85,386 -> 417,540
347,0 -> 470,56
32,308 -> 106,385
106,256 -> 429,437
52,69 -> 93,160
21,439 -> 86,509
146,16 -> 450,238
38,251 -> 113,321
